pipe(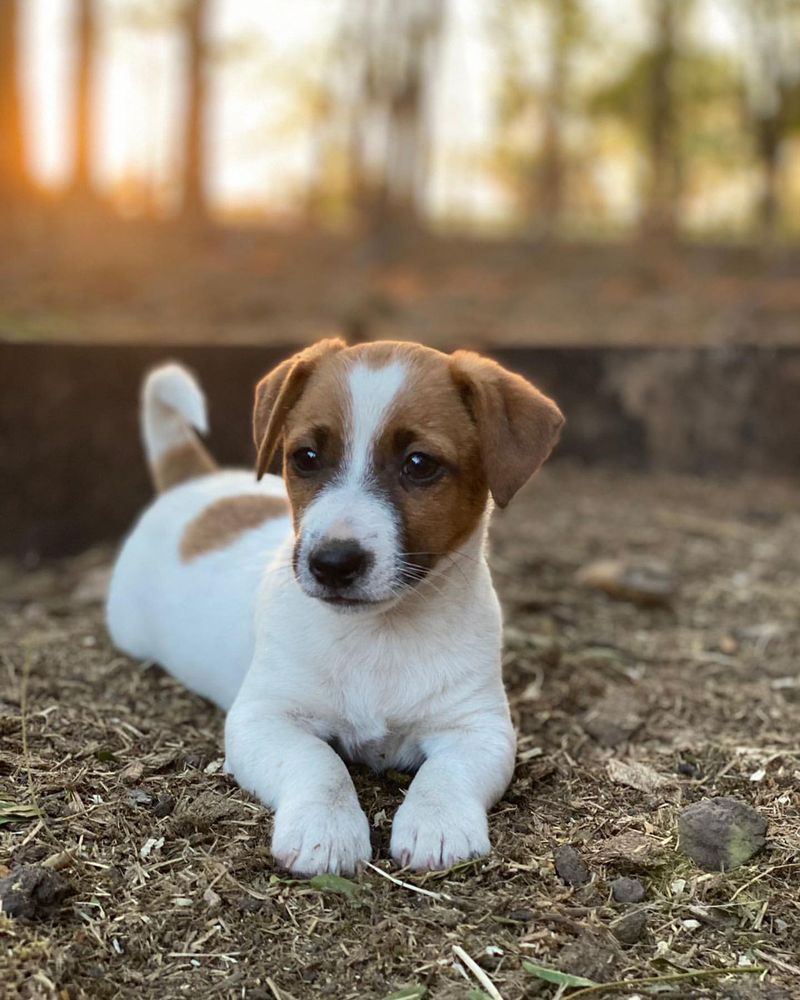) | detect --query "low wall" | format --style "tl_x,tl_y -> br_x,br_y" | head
1,342 -> 797,556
